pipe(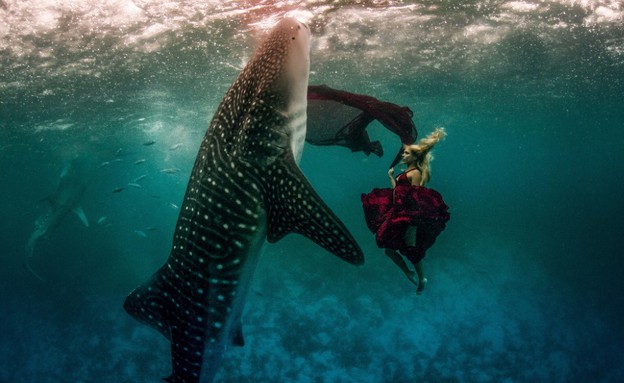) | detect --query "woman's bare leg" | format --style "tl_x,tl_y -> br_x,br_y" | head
415,260 -> 427,294
385,249 -> 418,286
405,226 -> 427,293
405,226 -> 417,246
